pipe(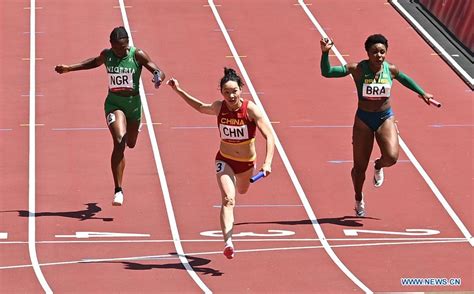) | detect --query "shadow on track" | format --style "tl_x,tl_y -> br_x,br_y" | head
0,203 -> 113,221
111,254 -> 223,276
235,216 -> 380,227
